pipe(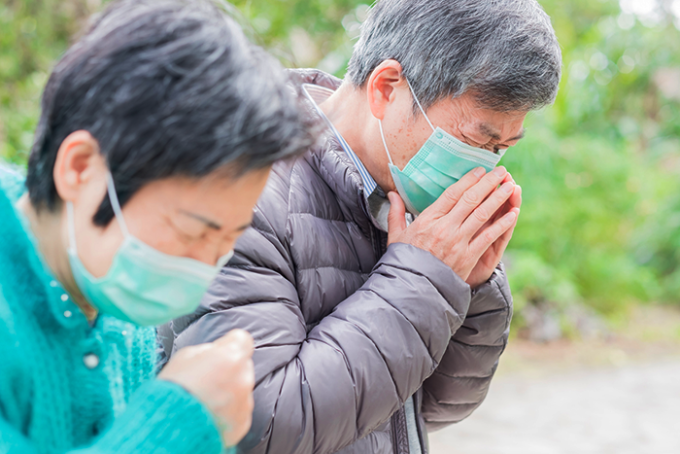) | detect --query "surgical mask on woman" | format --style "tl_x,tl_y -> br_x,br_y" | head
379,79 -> 506,215
67,172 -> 233,326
